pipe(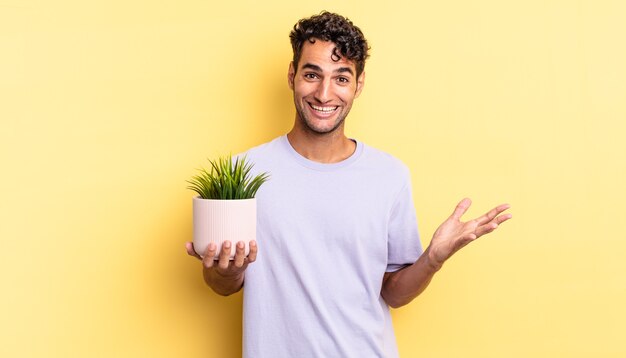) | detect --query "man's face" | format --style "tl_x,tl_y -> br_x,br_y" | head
288,39 -> 365,135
